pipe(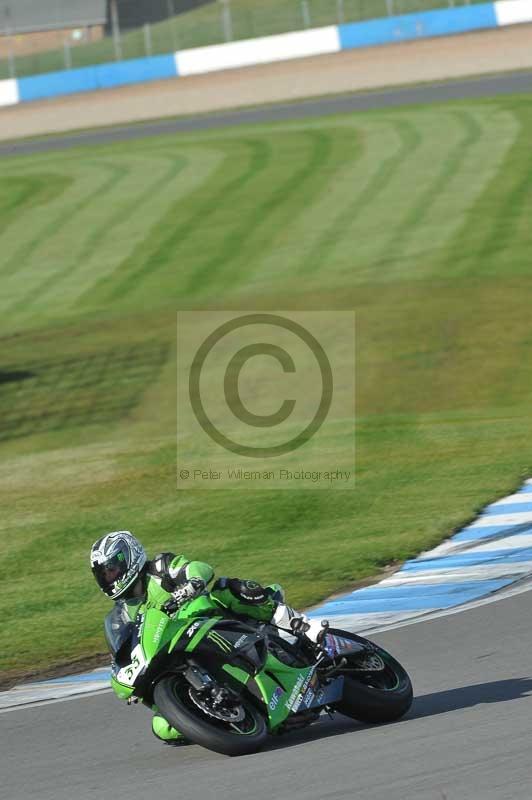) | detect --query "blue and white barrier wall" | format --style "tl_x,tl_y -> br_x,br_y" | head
1,0 -> 532,108
176,26 -> 341,75
0,78 -> 18,107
